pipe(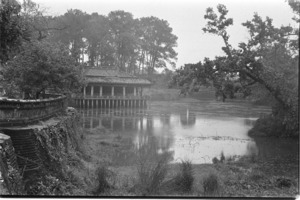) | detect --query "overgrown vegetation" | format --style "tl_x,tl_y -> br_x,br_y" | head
93,166 -> 115,195
0,0 -> 84,99
172,160 -> 194,193
202,173 -> 220,196
23,110 -> 90,195
134,148 -> 170,195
